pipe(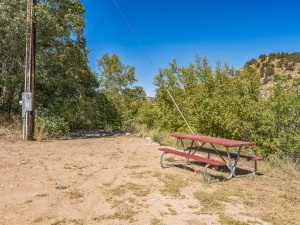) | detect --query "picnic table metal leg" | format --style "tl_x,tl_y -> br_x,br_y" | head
233,146 -> 258,178
188,141 -> 207,165
232,146 -> 242,176
179,138 -> 190,165
160,151 -> 189,168
254,161 -> 257,174
203,163 -> 233,183
160,152 -> 176,168
210,144 -> 227,165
